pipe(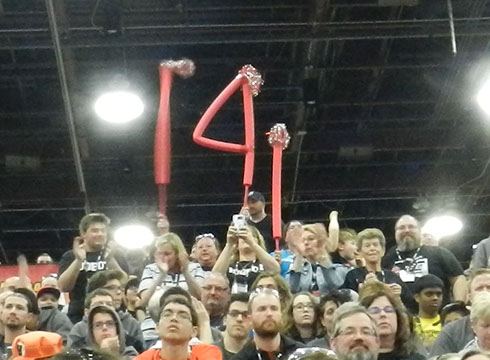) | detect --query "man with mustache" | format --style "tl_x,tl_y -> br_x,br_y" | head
382,215 -> 466,303
201,273 -> 231,329
0,293 -> 36,359
329,302 -> 380,360
231,289 -> 302,360
214,293 -> 252,360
